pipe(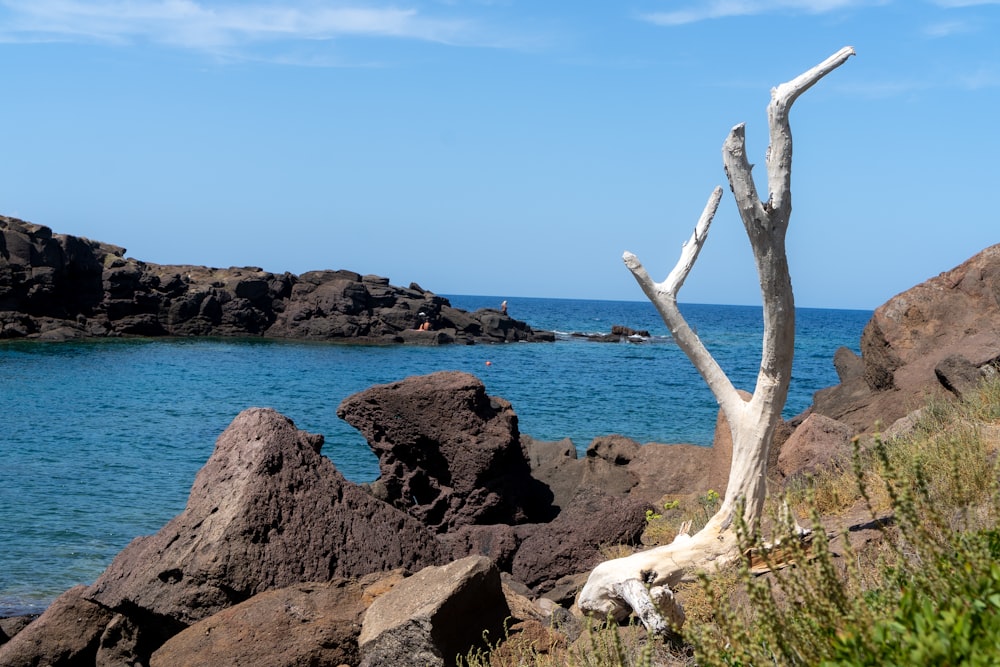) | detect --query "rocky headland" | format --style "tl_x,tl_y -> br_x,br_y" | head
0,216 -> 554,344
2,239 -> 999,666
